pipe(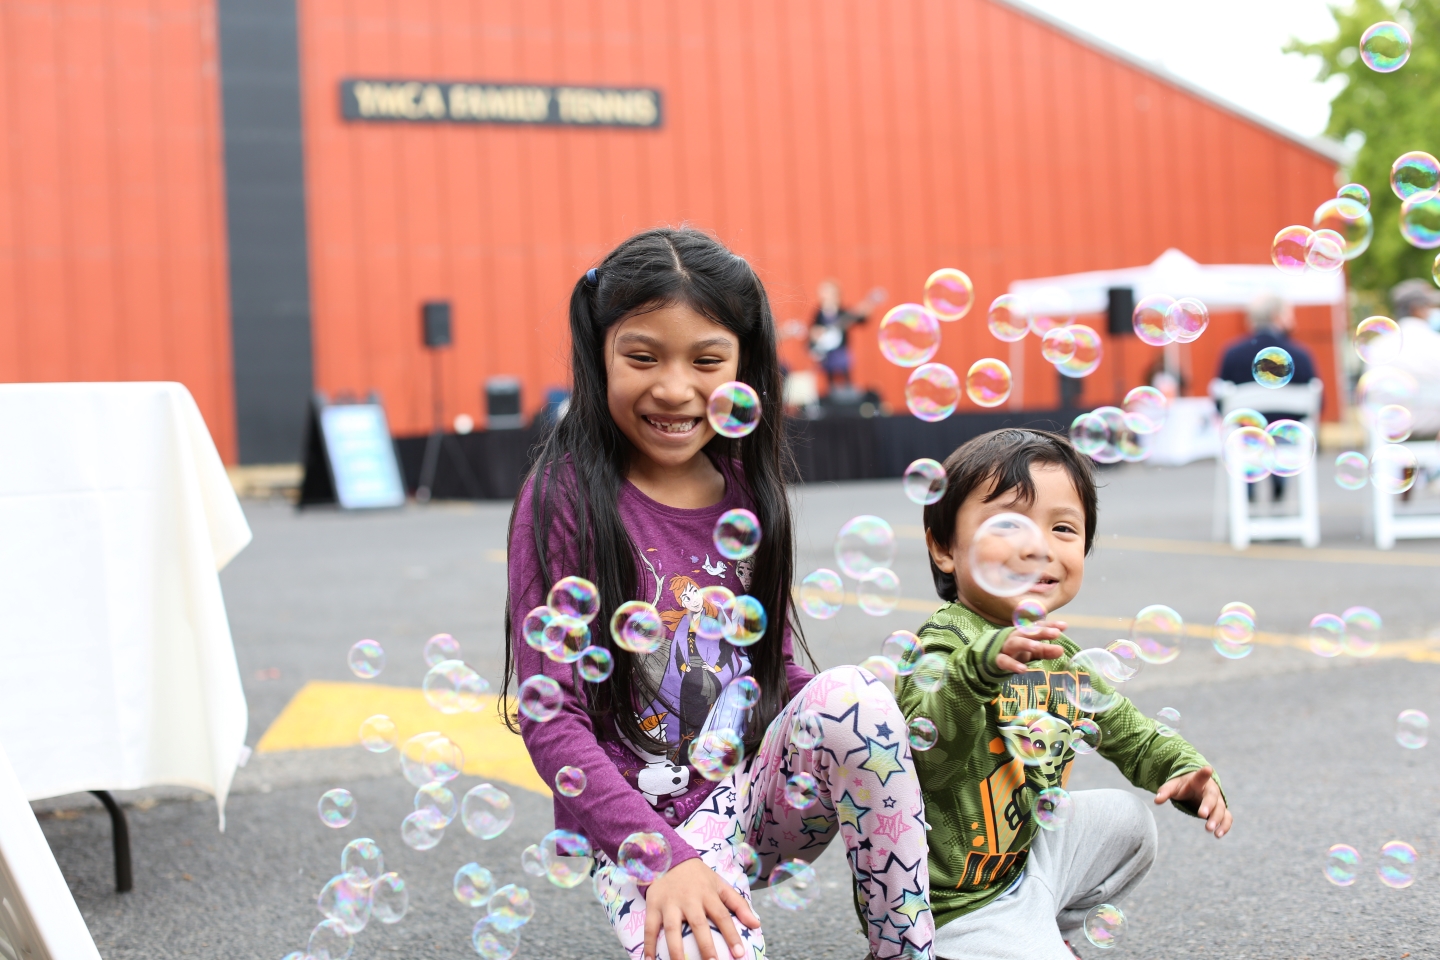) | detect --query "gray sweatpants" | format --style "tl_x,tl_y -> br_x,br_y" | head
934,789 -> 1158,960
